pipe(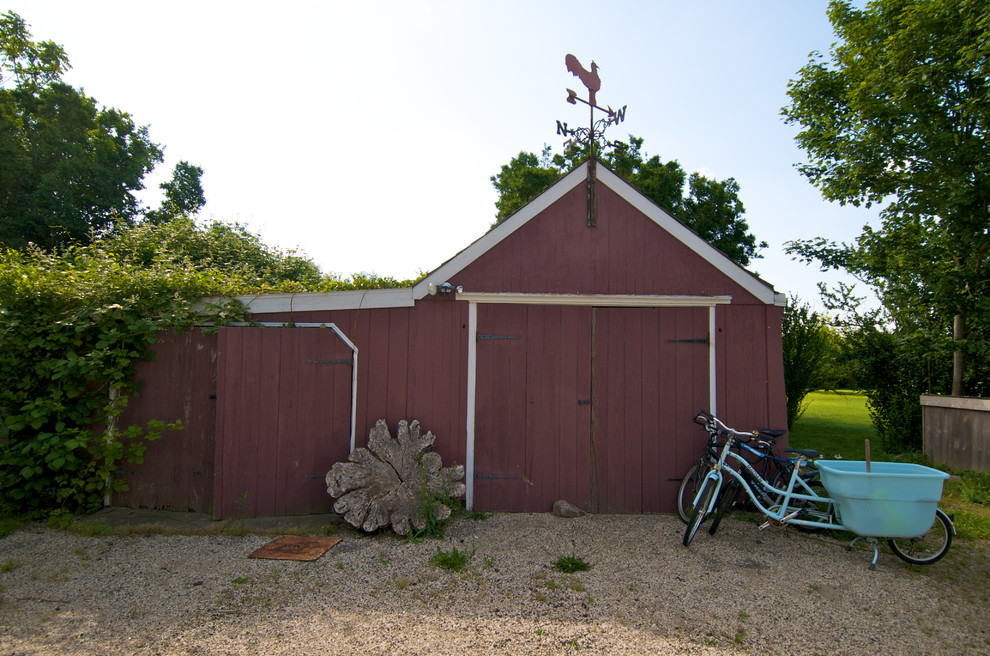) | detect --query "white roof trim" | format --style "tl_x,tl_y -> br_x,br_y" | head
197,288 -> 414,314
411,165 -> 589,300
414,160 -> 782,306
457,292 -> 732,307
595,166 -> 781,305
